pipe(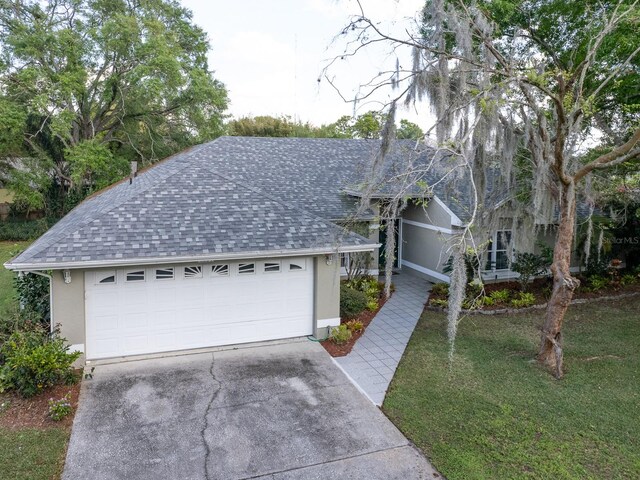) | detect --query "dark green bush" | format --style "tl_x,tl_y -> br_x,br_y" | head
511,251 -> 549,291
0,330 -> 80,398
340,284 -> 369,318
0,218 -> 50,241
14,272 -> 50,326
